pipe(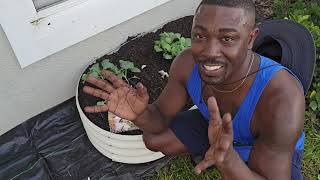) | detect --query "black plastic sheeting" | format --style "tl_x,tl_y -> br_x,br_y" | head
0,98 -> 174,180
